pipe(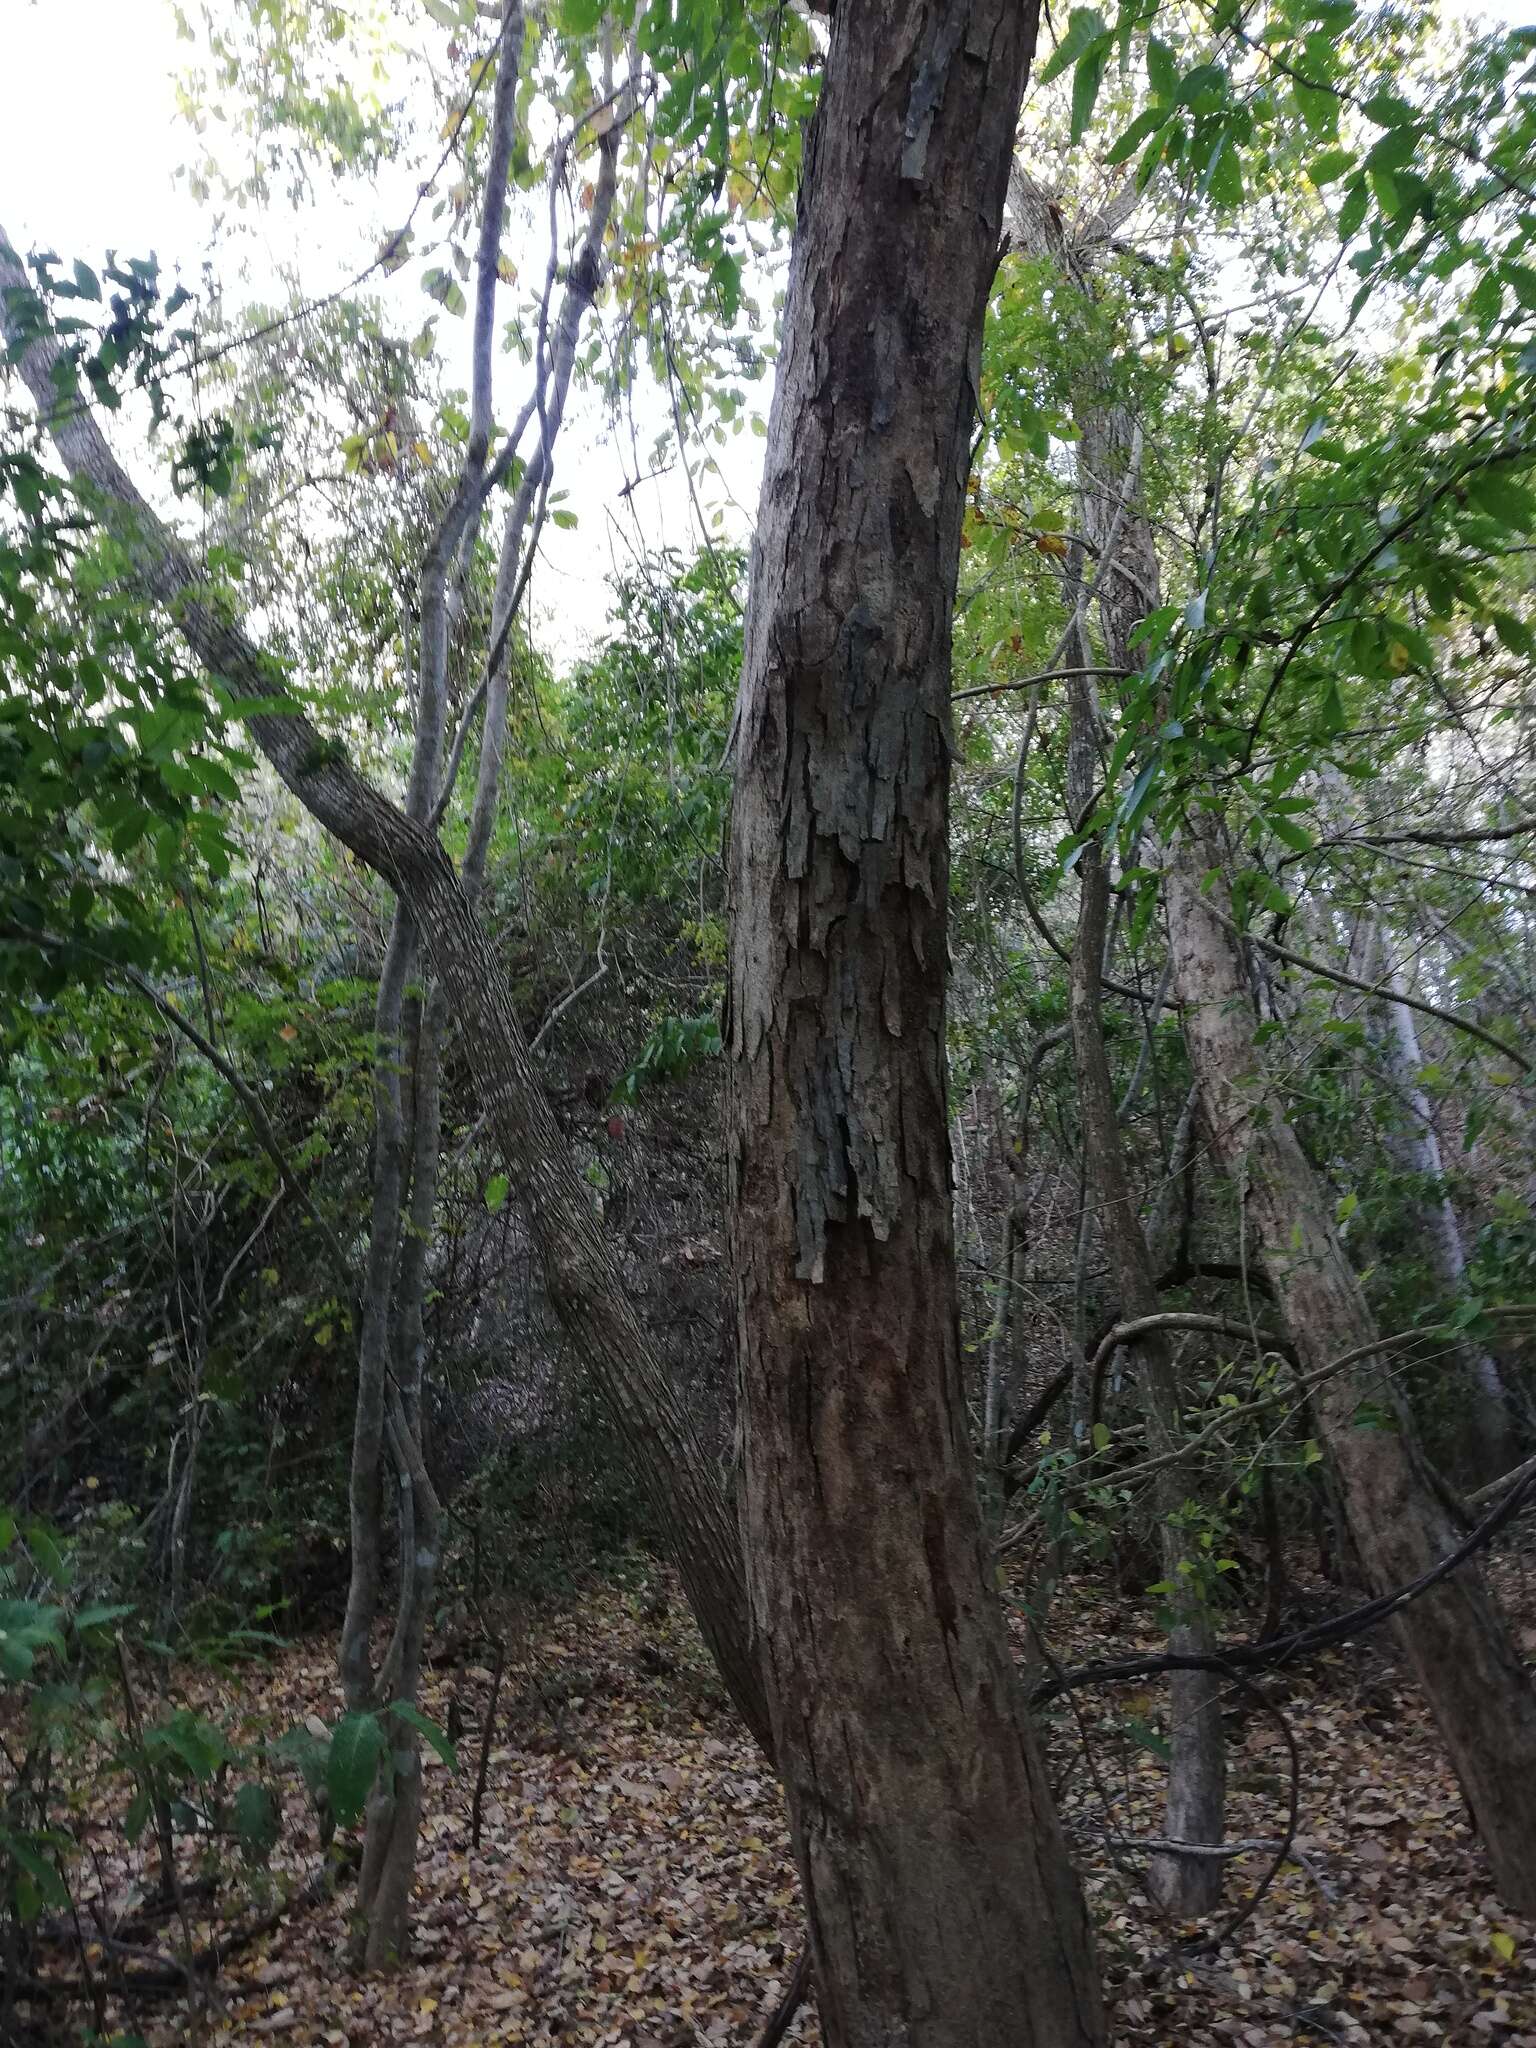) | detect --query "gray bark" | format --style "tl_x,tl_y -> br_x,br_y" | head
1007,171 -> 1226,1917
1379,954 -> 1514,1478
1166,818 -> 1536,1914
